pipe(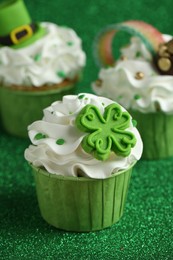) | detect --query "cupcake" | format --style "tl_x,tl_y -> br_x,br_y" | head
93,20 -> 173,159
0,0 -> 86,137
24,93 -> 143,232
